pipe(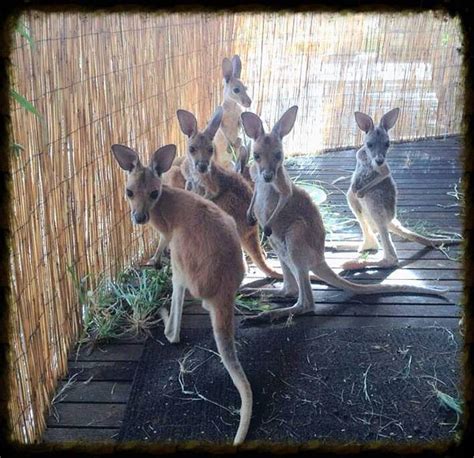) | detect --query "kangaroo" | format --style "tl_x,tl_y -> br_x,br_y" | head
234,144 -> 254,187
341,108 -> 461,270
162,155 -> 187,189
111,143 -> 252,444
213,55 -> 252,168
176,108 -> 283,280
240,106 -> 447,322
